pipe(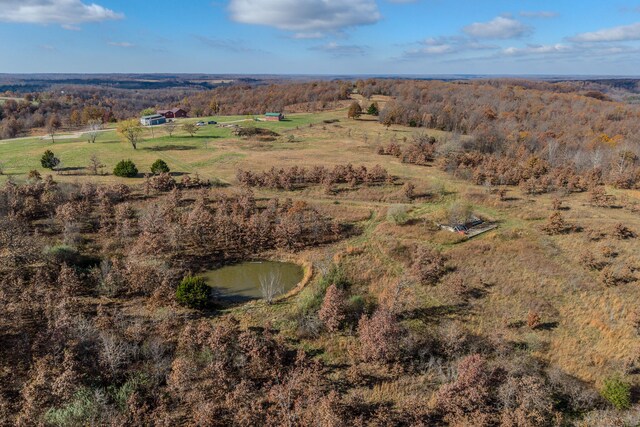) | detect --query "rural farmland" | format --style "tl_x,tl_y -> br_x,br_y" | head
2,0 -> 640,423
